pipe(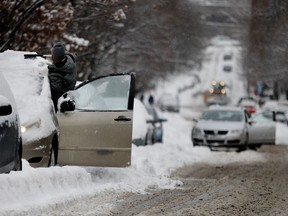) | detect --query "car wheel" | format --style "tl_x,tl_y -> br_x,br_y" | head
48,136 -> 58,167
238,133 -> 249,152
248,145 -> 257,150
209,147 -> 217,151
